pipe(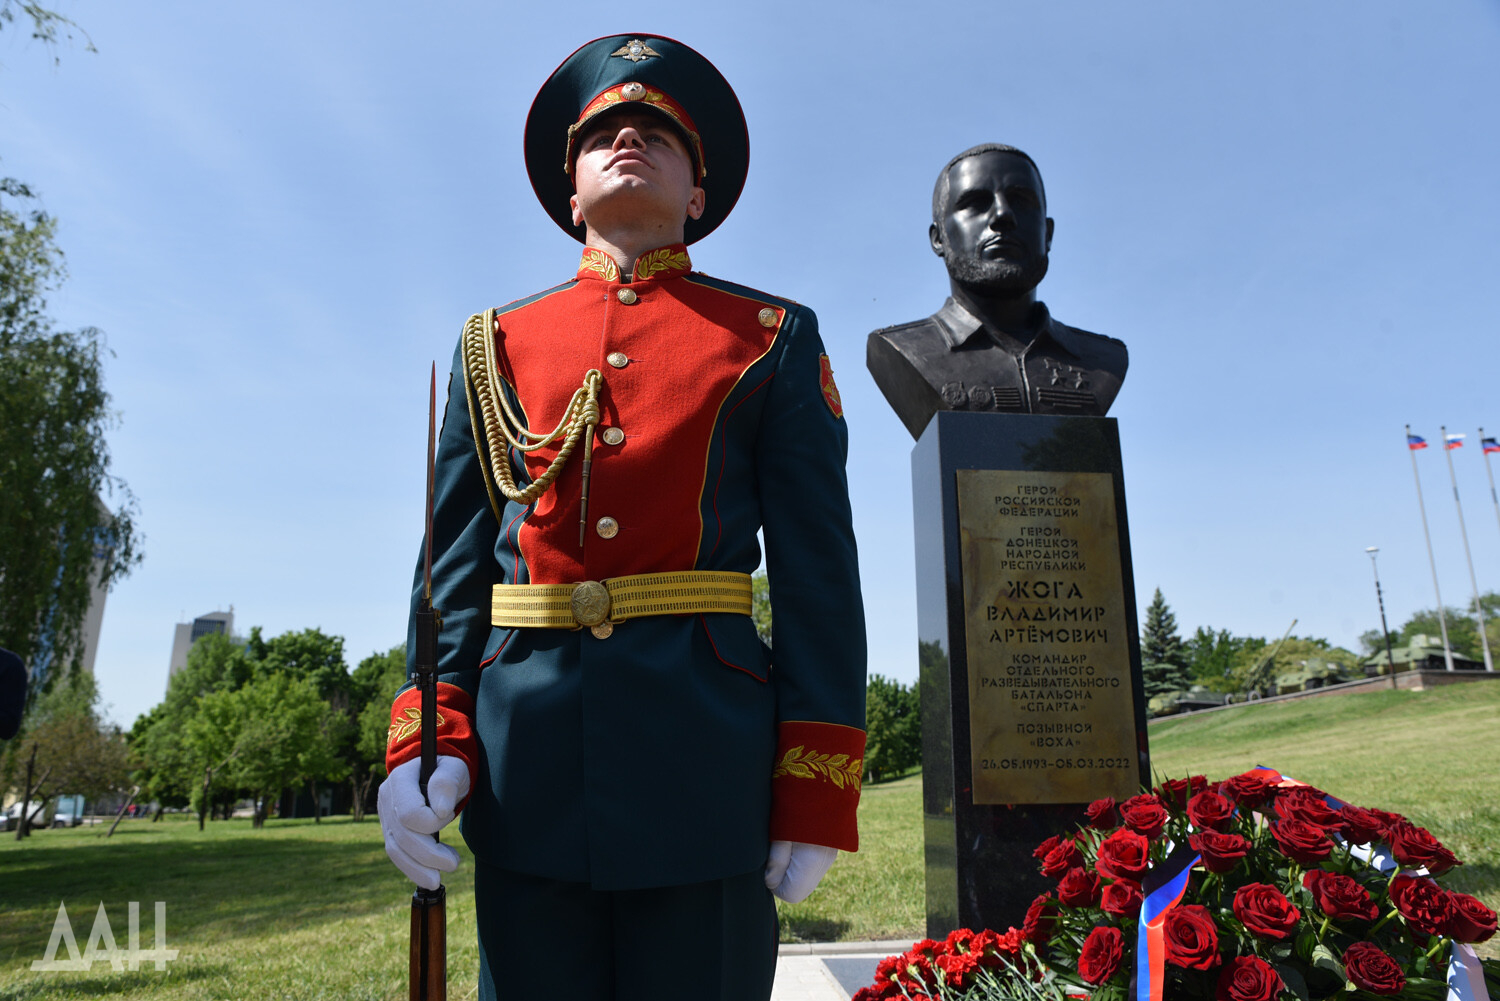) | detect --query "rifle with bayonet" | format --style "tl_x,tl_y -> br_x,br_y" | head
410,363 -> 446,1001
